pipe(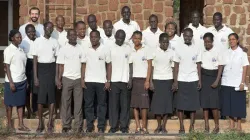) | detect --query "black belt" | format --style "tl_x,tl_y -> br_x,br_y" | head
201,68 -> 218,77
